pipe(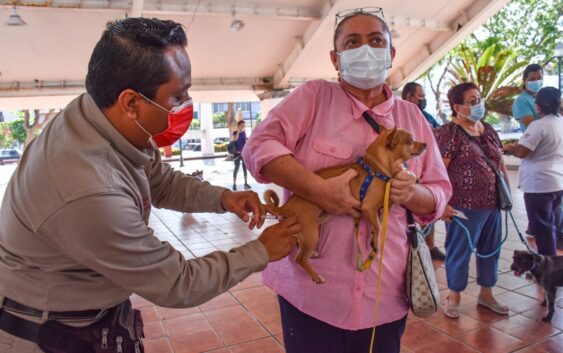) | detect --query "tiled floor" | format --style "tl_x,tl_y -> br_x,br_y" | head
131,161 -> 563,353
